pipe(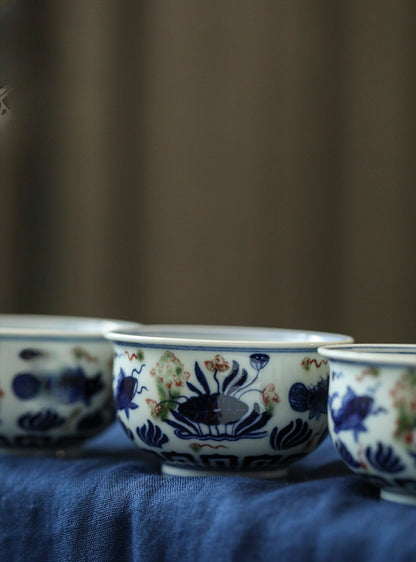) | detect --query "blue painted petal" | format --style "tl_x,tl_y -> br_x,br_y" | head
366,442 -> 405,474
222,362 -> 240,393
194,362 -> 210,394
